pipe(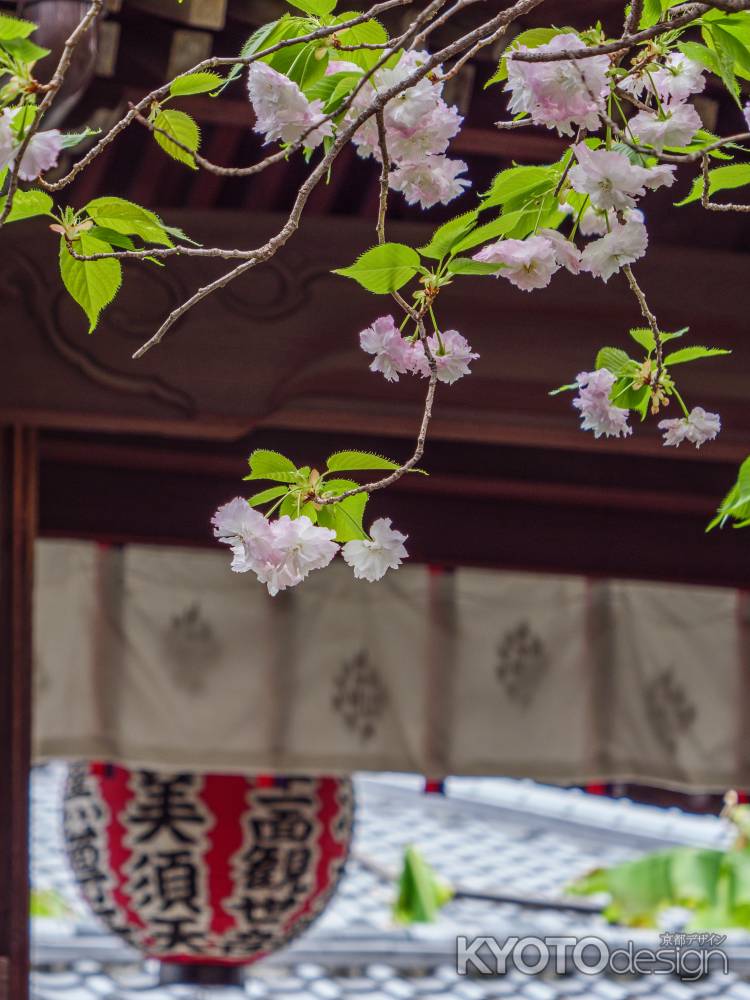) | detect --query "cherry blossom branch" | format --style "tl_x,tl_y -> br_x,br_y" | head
125,0 -> 550,357
375,111 -> 390,246
0,0 -> 104,225
71,0 -> 547,275
118,0 -> 453,182
623,264 -> 663,377
623,0 -> 645,35
317,320 -> 439,505
39,0 -> 417,193
508,5 -> 720,62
